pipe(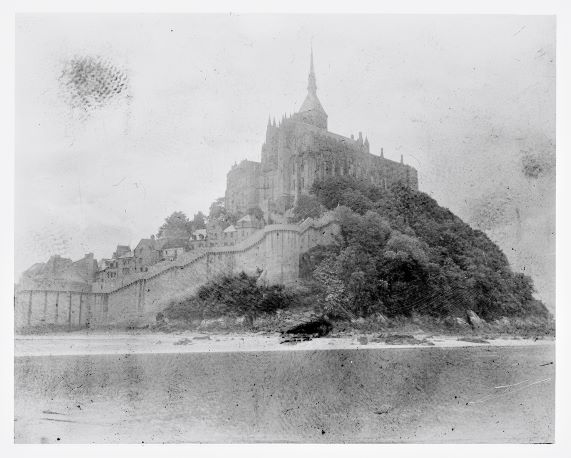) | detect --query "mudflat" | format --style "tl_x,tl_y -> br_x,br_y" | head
14,340 -> 554,443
